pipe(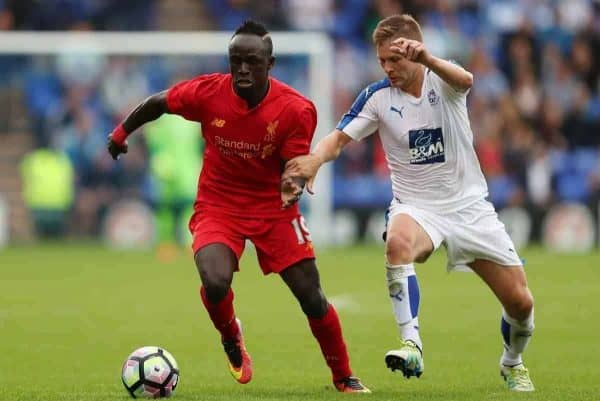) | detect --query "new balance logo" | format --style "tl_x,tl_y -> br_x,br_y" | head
390,105 -> 404,118
211,118 -> 226,127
